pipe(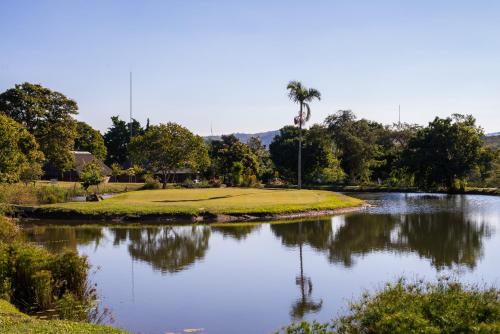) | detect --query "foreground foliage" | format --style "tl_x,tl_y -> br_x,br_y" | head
278,278 -> 500,334
0,299 -> 126,334
0,216 -> 98,323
